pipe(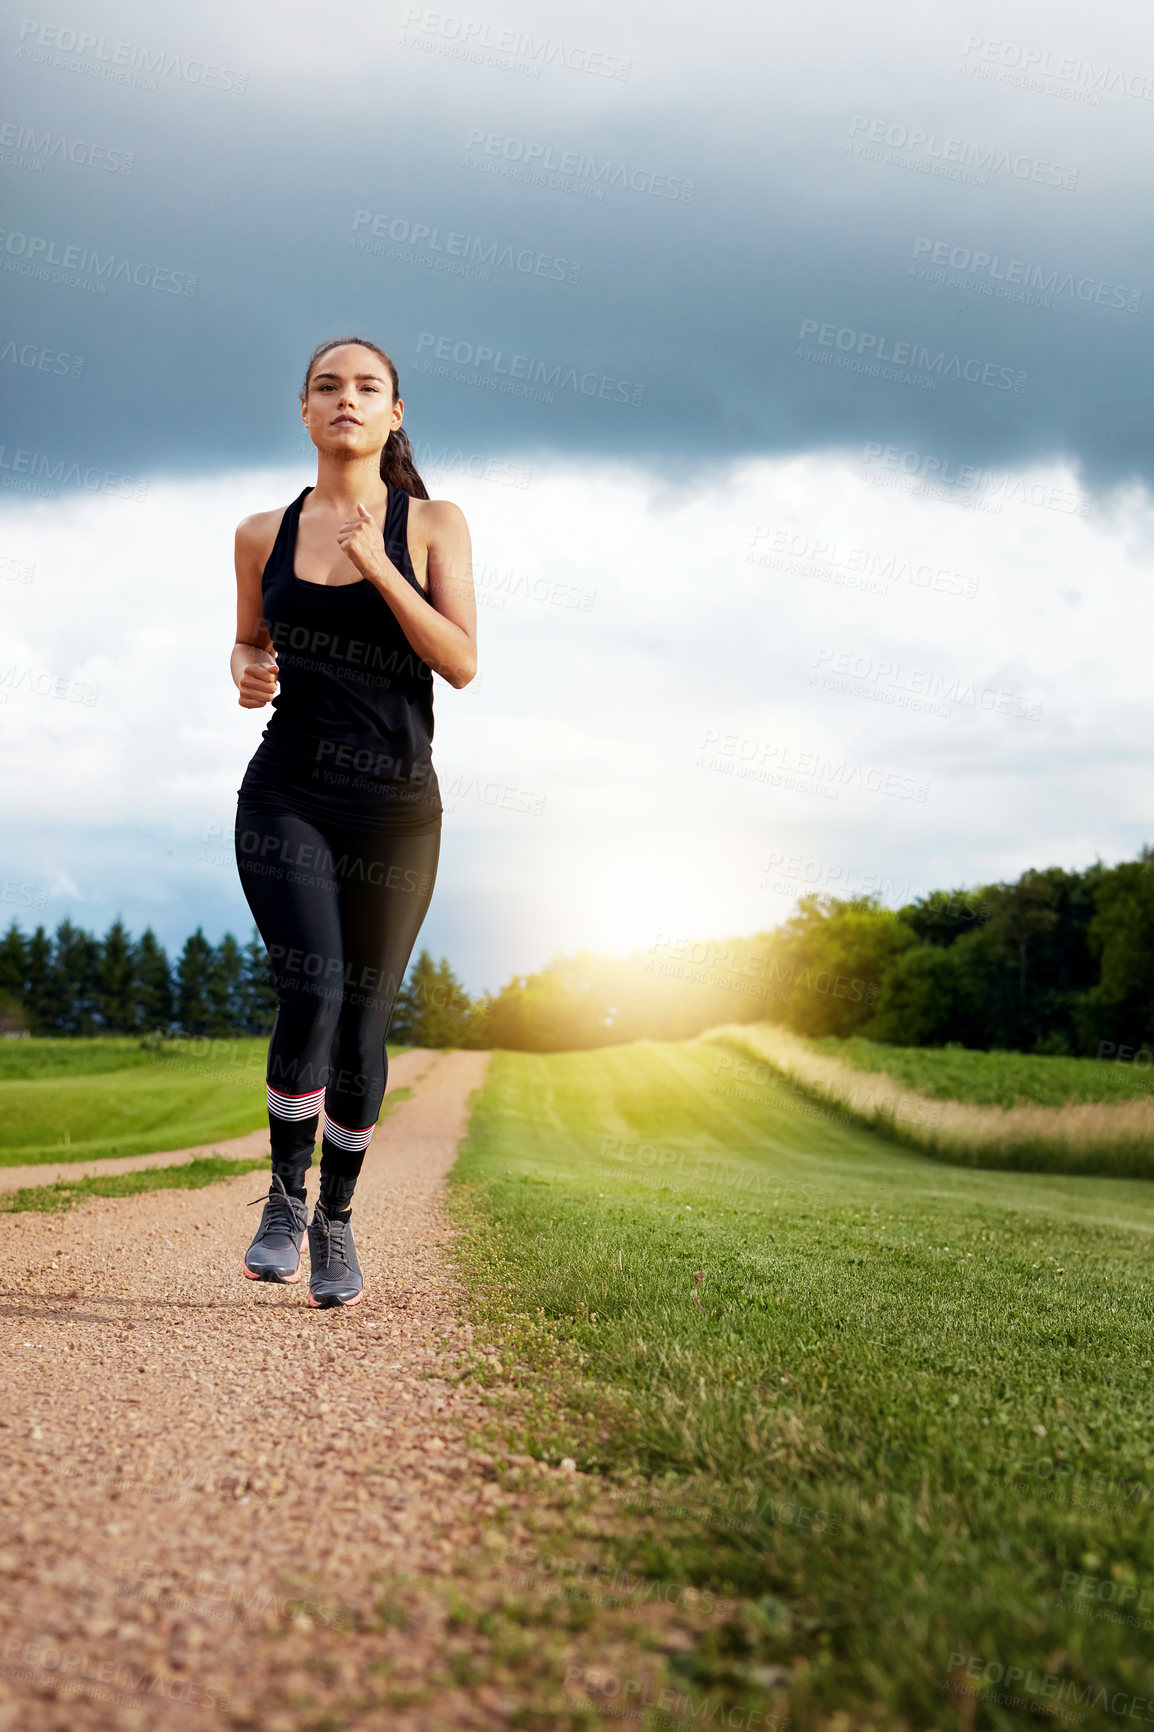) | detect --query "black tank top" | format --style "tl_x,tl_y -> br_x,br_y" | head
236,484 -> 442,833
